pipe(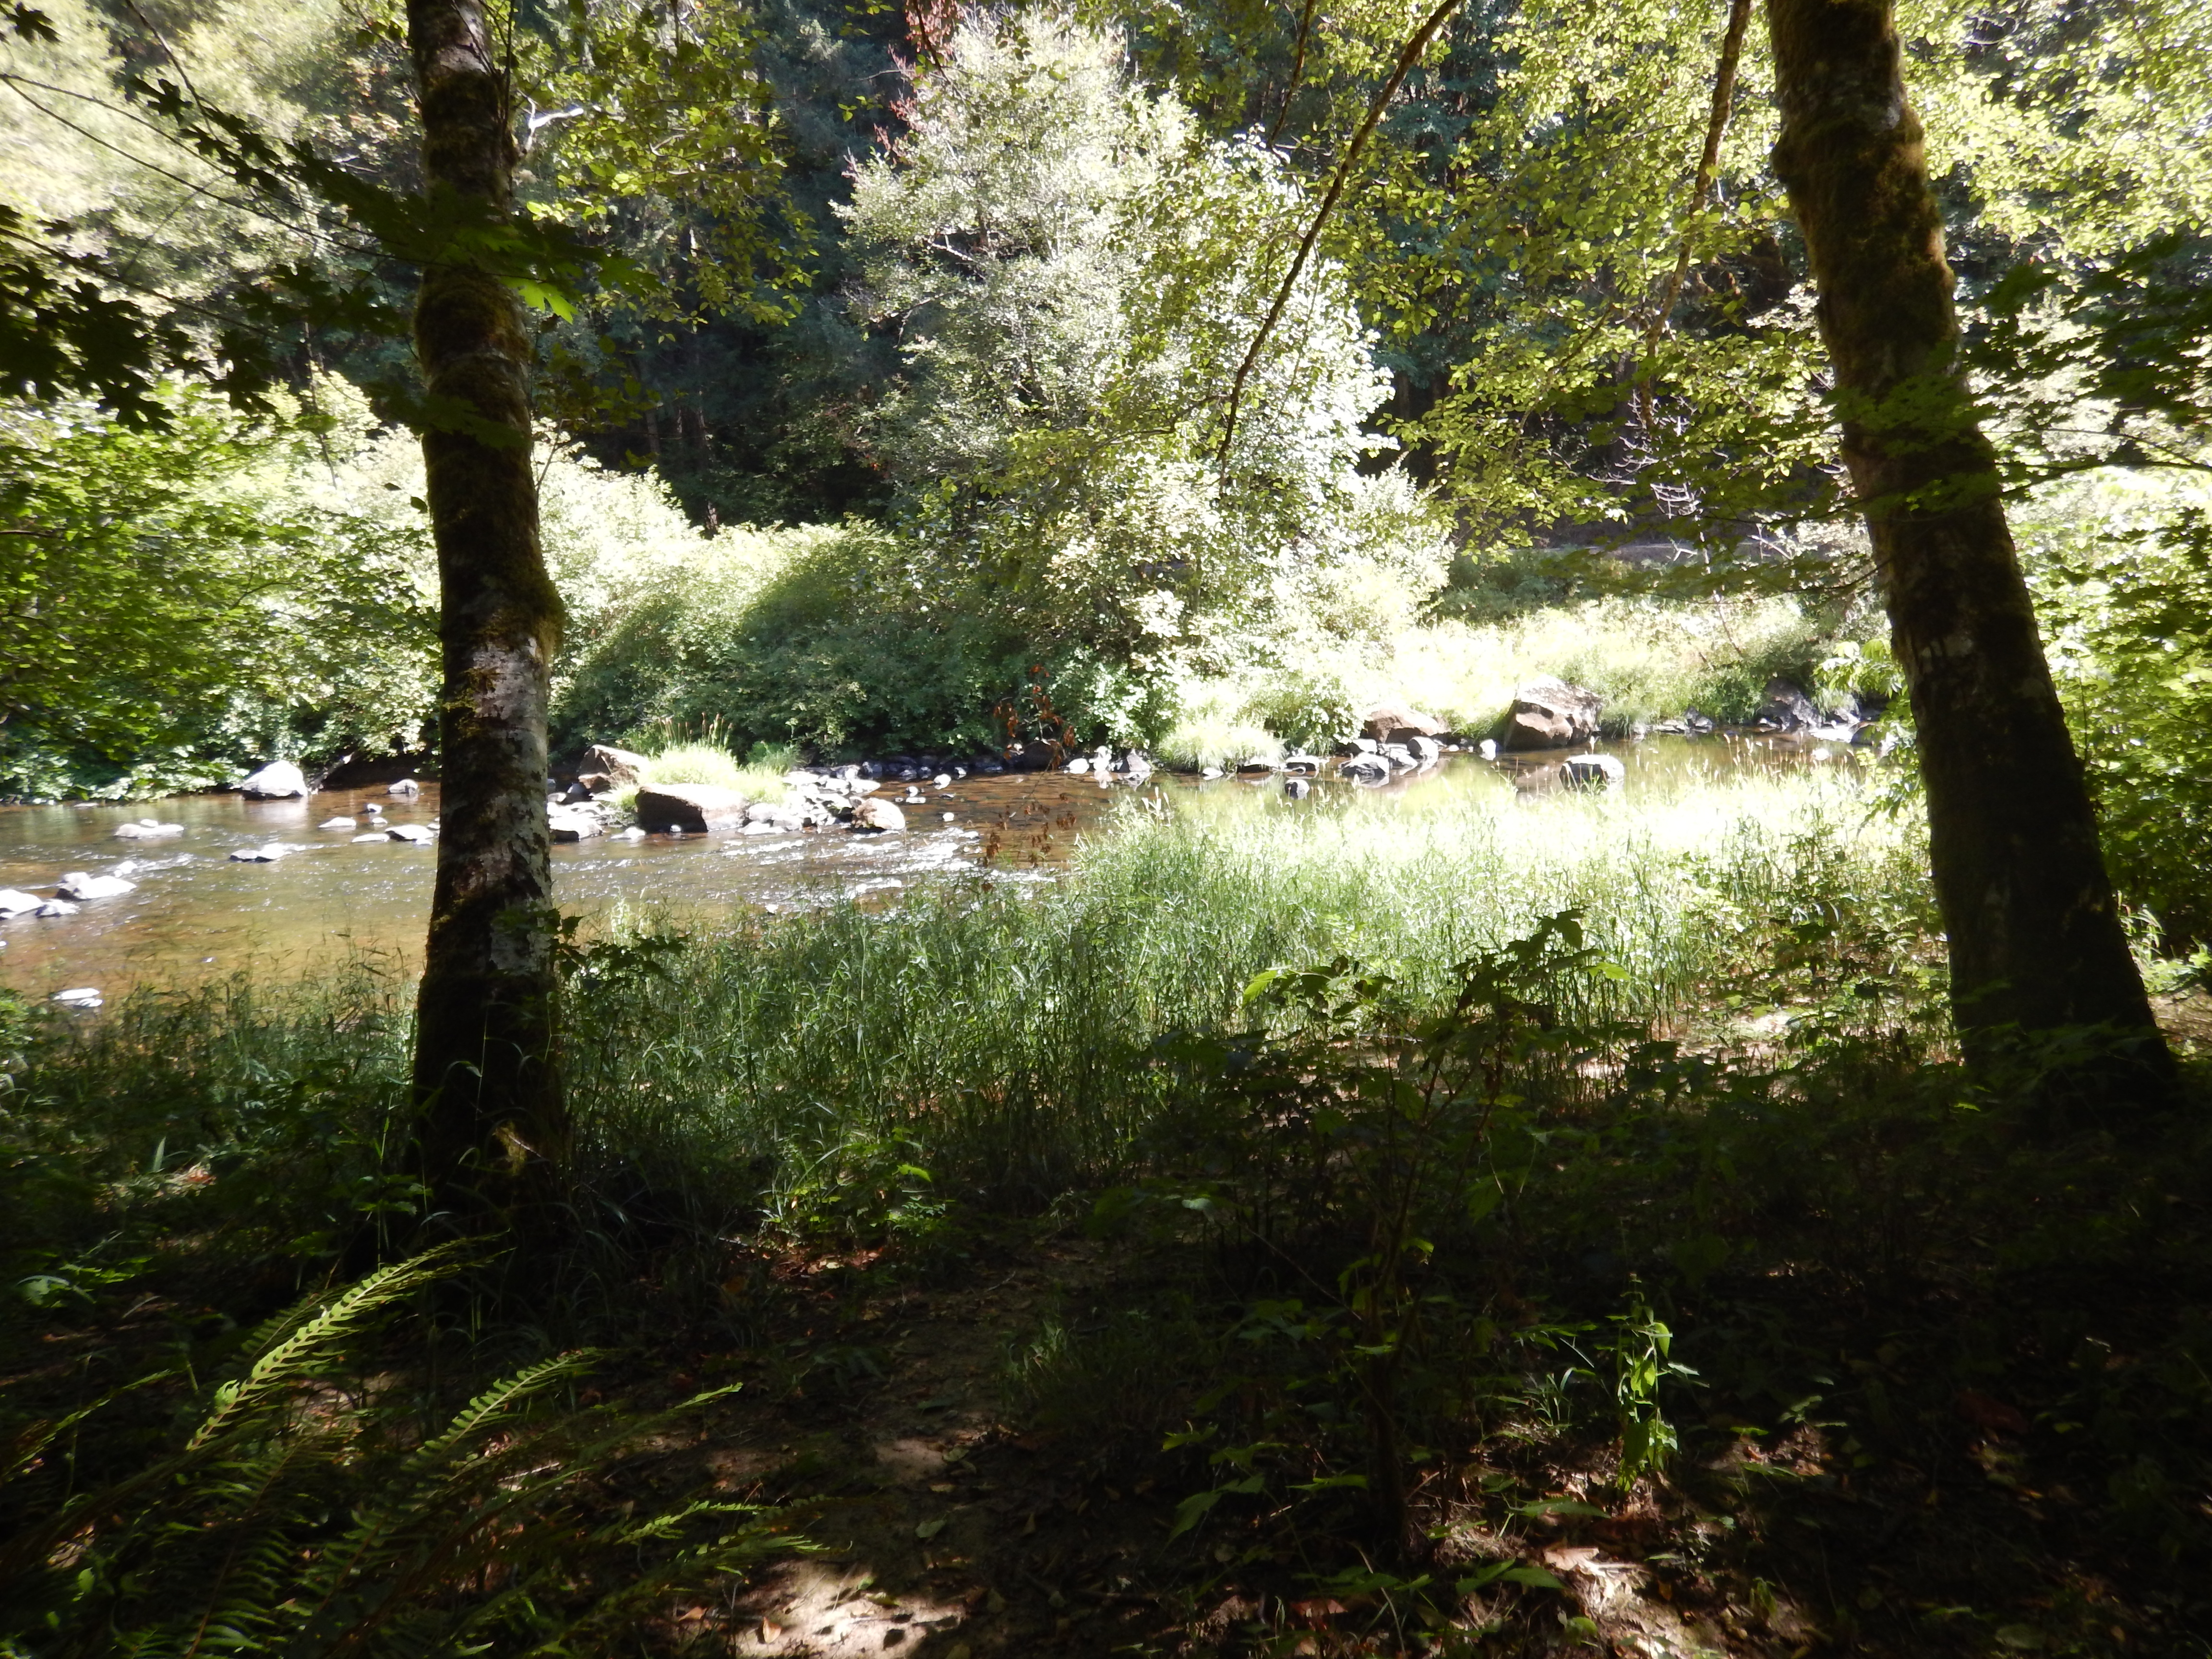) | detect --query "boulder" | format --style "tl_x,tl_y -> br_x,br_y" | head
851,797 -> 907,832
1478,739 -> 1499,760
1064,757 -> 1091,774
581,744 -> 649,787
547,810 -> 606,843
240,759 -> 308,799
1754,678 -> 1818,732
351,832 -> 387,844
1403,734 -> 1443,765
744,800 -> 807,832
1282,754 -> 1324,776
230,843 -> 291,863
318,817 -> 356,830
1284,777 -> 1312,799
1560,752 -> 1626,789
1361,702 -> 1444,742
1502,678 -> 1603,751
1684,709 -> 1716,735
52,987 -> 102,1009
1237,755 -> 1280,775
634,784 -> 748,834
574,772 -> 615,795
1340,753 -> 1392,782
57,870 -> 135,900
0,888 -> 43,917
114,819 -> 183,840
388,778 -> 422,799
385,823 -> 434,845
